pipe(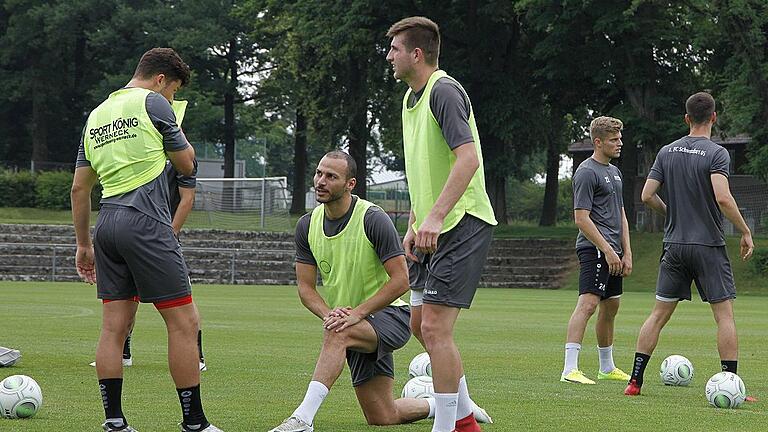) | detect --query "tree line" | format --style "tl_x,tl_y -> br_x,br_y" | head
1,0 -> 766,225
